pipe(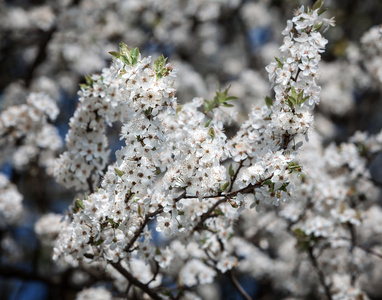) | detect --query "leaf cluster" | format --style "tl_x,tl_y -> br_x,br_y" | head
109,42 -> 140,66
204,85 -> 237,113
287,86 -> 309,109
154,54 -> 172,80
